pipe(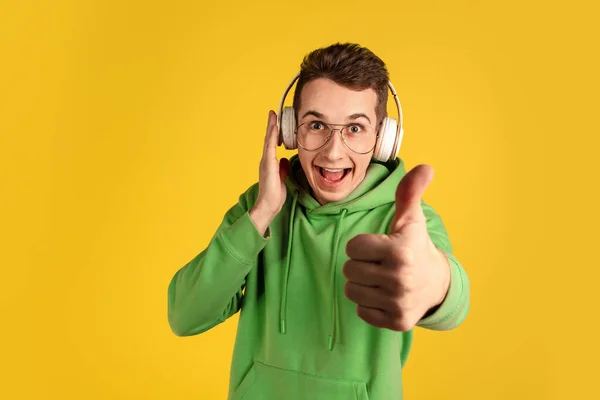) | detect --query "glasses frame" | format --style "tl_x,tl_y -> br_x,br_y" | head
294,121 -> 380,154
